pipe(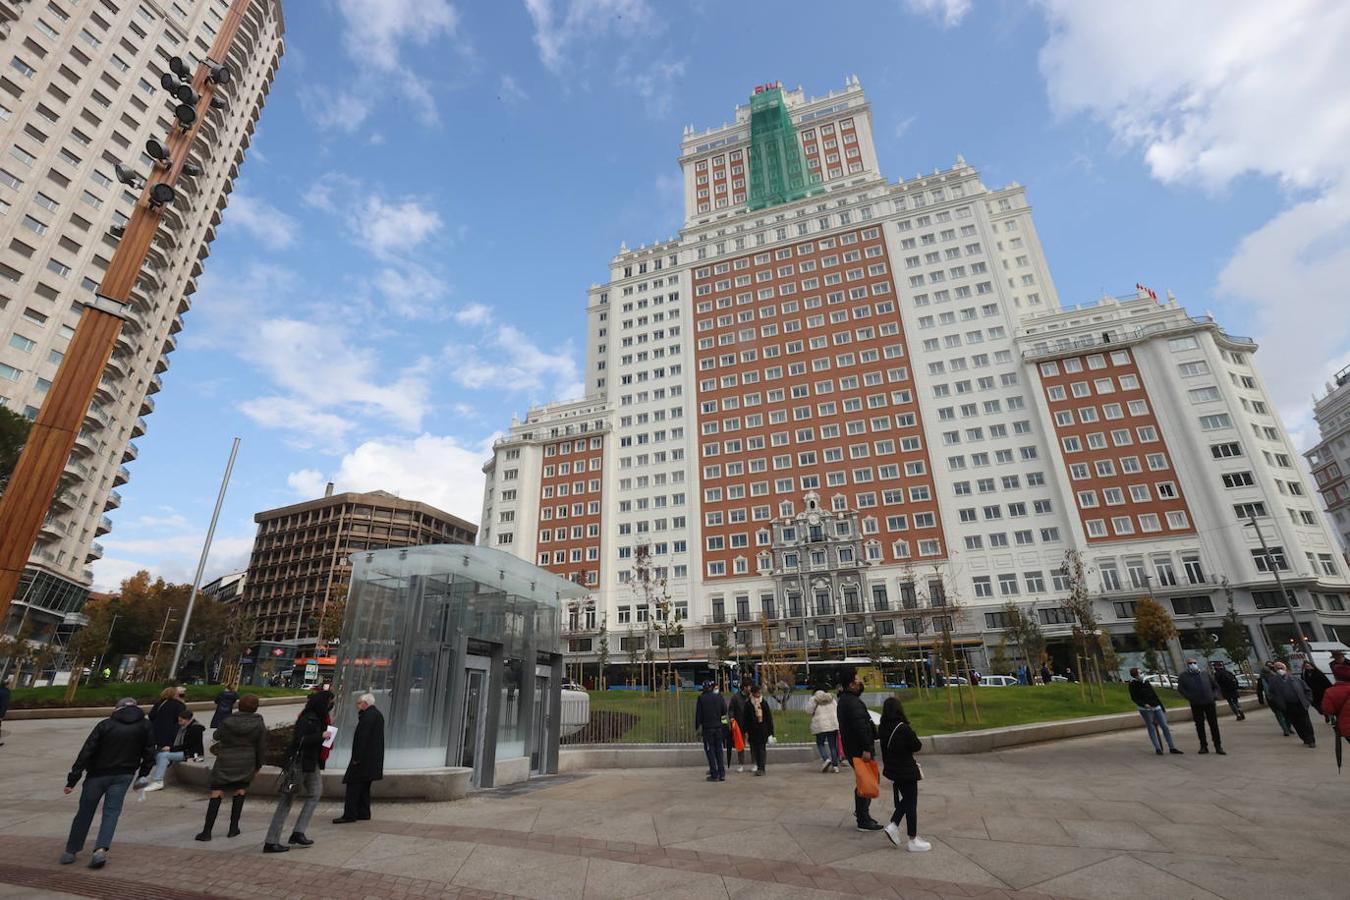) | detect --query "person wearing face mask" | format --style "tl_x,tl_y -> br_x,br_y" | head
1176,657 -> 1225,755
1267,662 -> 1316,747
1128,668 -> 1183,756
1258,662 -> 1292,736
